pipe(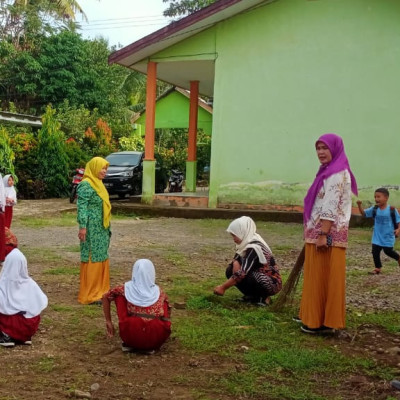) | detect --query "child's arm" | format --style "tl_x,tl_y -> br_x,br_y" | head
356,200 -> 365,216
394,209 -> 400,238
